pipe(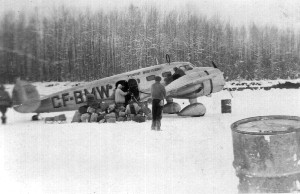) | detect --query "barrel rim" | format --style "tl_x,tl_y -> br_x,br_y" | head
236,168 -> 300,178
231,115 -> 300,135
